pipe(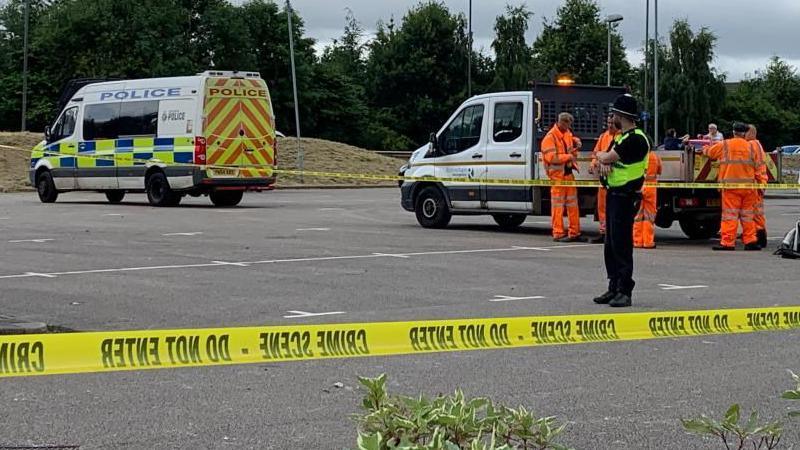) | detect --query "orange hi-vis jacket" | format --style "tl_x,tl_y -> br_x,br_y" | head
592,130 -> 619,167
703,137 -> 764,184
645,151 -> 662,183
750,139 -> 768,185
541,124 -> 578,180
